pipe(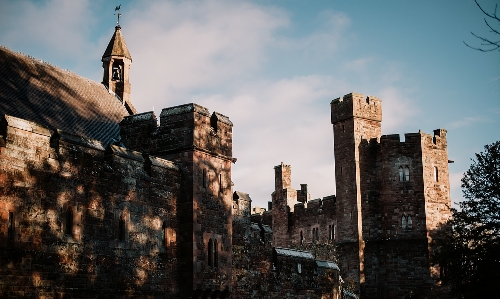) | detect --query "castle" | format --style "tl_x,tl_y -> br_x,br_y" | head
0,24 -> 451,299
